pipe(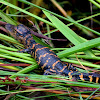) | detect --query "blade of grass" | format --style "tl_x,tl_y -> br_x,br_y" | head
43,10 -> 96,57
0,10 -> 17,25
68,55 -> 100,60
0,62 -> 20,71
0,44 -> 18,51
89,0 -> 100,8
16,95 -> 34,100
61,58 -> 100,68
0,33 -> 24,47
8,0 -> 18,20
10,64 -> 38,78
86,87 -> 100,100
44,12 -> 100,36
1,0 -> 100,36
0,0 -> 54,27
57,37 -> 100,58
0,54 -> 34,64
18,0 -> 100,36
0,48 -> 34,61
96,0 -> 100,3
